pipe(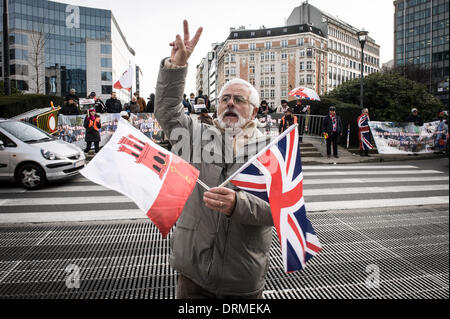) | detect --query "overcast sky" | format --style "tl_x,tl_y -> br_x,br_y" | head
57,0 -> 395,98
